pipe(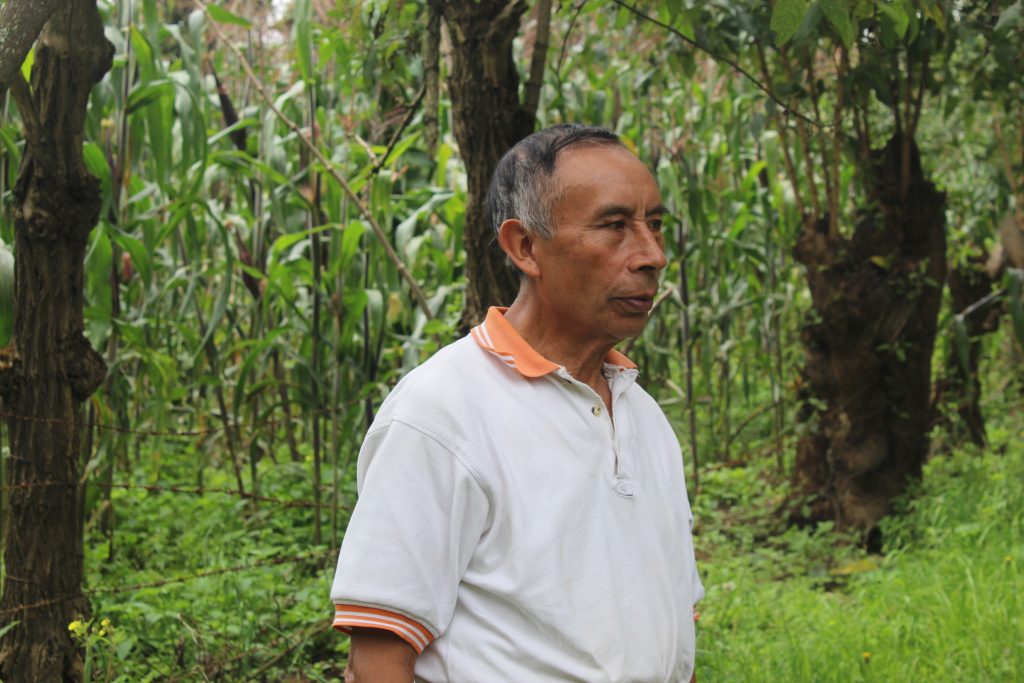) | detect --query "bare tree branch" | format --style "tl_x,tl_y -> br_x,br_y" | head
0,0 -> 63,91
523,0 -> 552,116
7,72 -> 39,142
